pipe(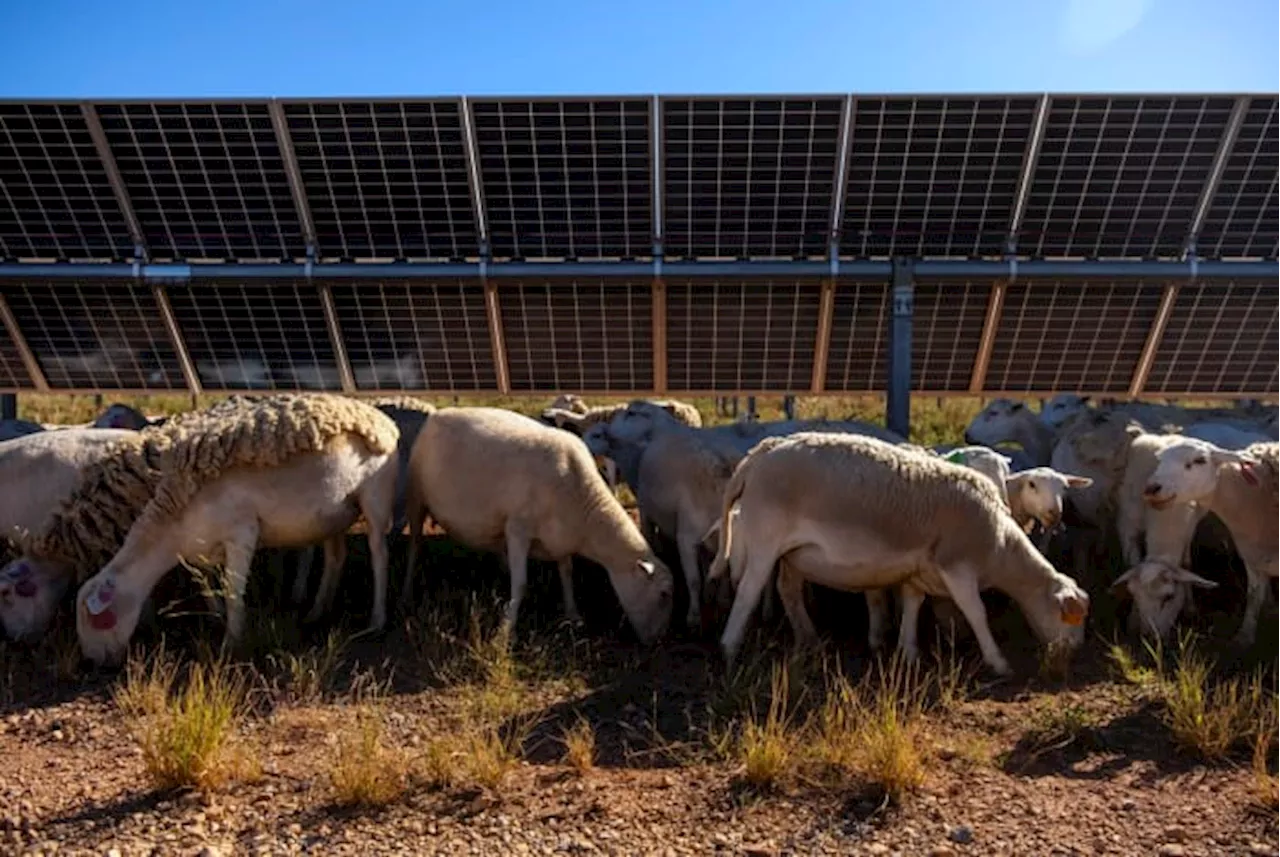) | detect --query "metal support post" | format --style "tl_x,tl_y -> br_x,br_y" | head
886,258 -> 914,440
0,394 -> 16,421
